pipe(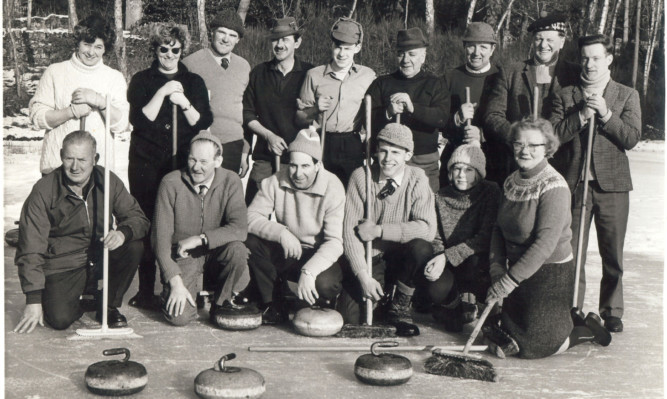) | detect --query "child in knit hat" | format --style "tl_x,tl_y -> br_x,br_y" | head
419,144 -> 501,332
